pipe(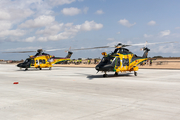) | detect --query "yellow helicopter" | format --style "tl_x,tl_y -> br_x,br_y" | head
95,45 -> 151,77
72,41 -> 176,77
5,49 -> 73,70
94,41 -> 177,77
